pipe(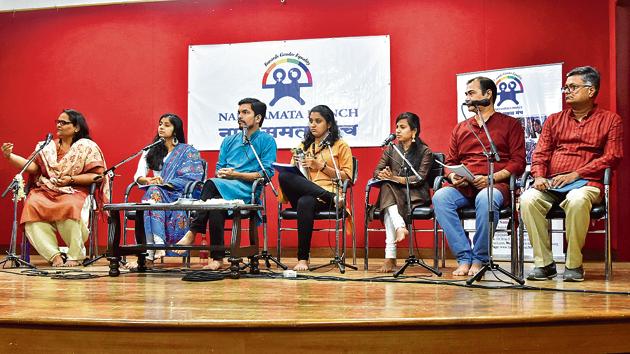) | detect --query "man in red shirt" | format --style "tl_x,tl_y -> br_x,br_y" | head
521,66 -> 623,282
432,77 -> 526,276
